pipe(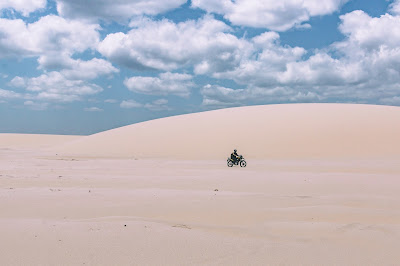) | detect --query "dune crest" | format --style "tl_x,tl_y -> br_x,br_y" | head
55,104 -> 400,159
